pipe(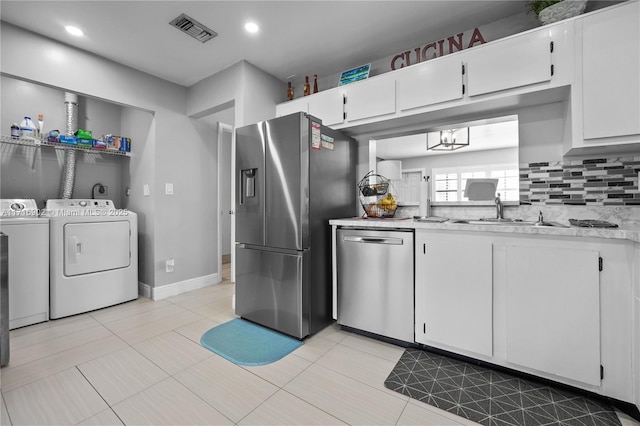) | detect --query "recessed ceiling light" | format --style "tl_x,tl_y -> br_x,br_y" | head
244,22 -> 259,34
65,25 -> 84,37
